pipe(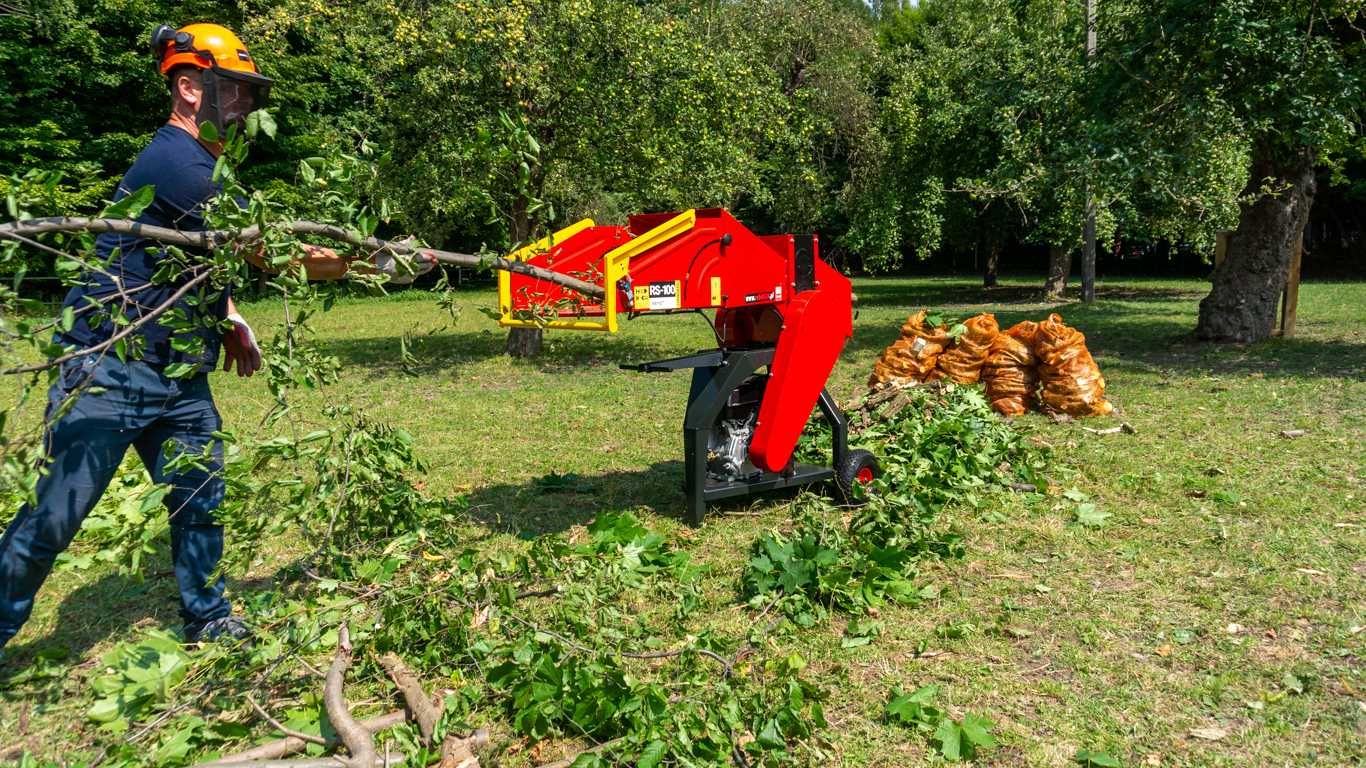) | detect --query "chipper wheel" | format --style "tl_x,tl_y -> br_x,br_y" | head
835,448 -> 880,505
